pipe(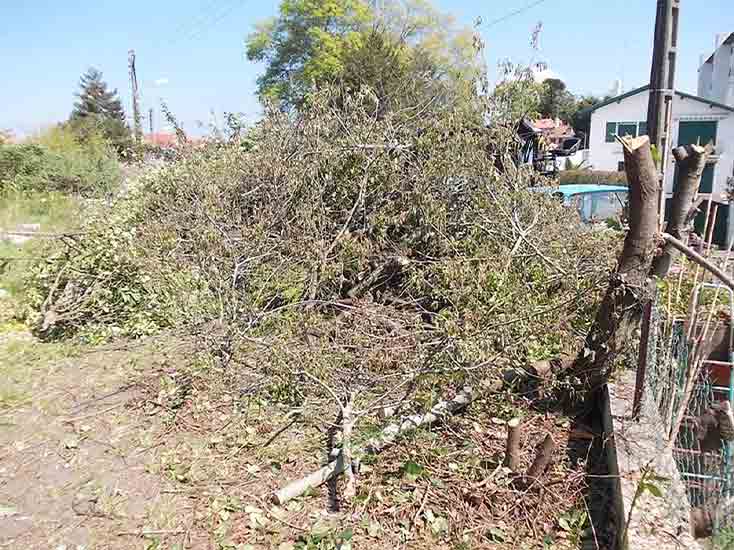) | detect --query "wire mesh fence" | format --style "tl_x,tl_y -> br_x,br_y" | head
644,301 -> 734,542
